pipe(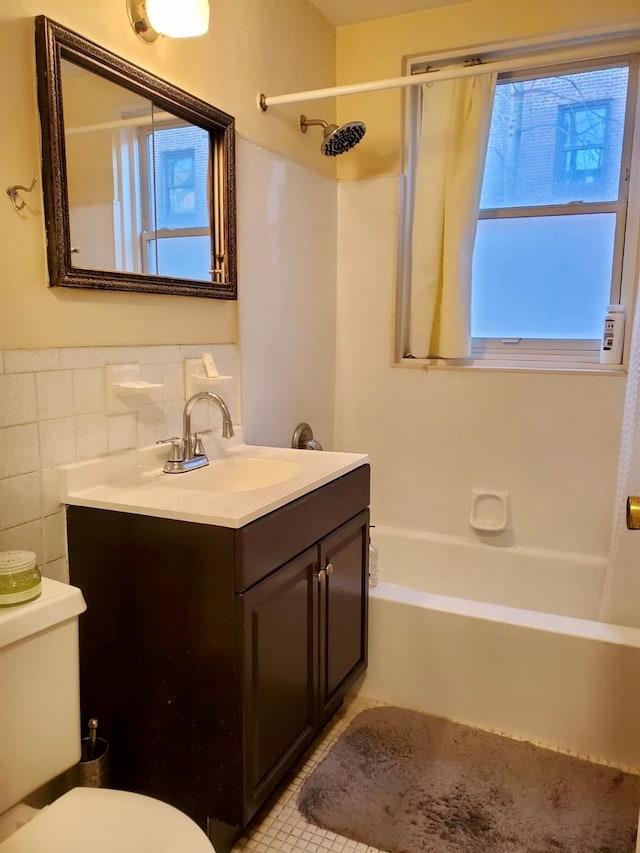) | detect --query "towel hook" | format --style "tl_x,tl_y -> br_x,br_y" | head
6,178 -> 37,211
